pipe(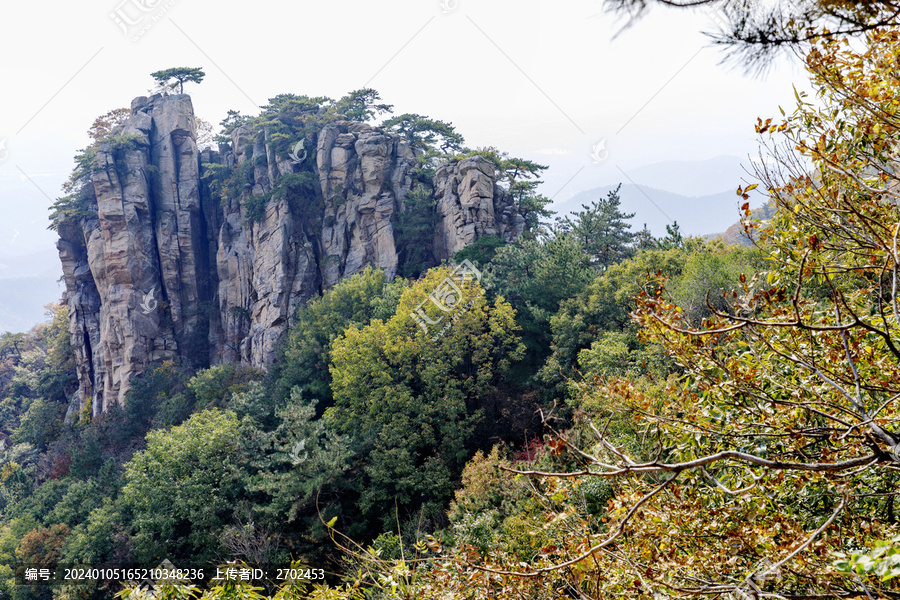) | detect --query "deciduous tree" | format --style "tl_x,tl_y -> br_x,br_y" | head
452,28 -> 900,599
326,267 -> 524,527
122,409 -> 248,564
86,108 -> 130,142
